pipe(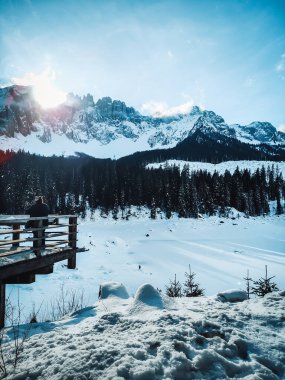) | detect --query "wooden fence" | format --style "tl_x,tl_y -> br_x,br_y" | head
0,215 -> 79,328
